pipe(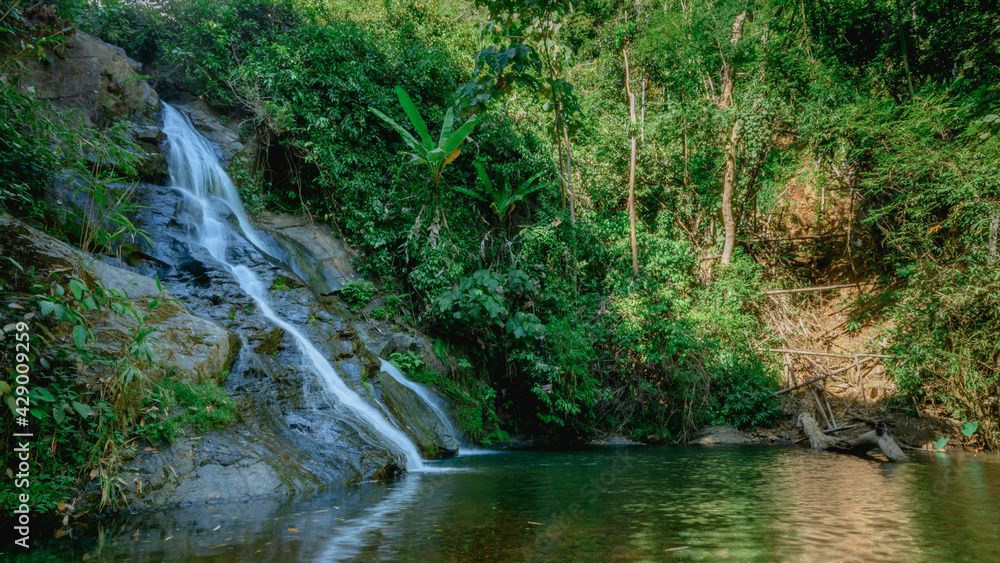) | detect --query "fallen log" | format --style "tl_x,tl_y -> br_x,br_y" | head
799,414 -> 907,462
